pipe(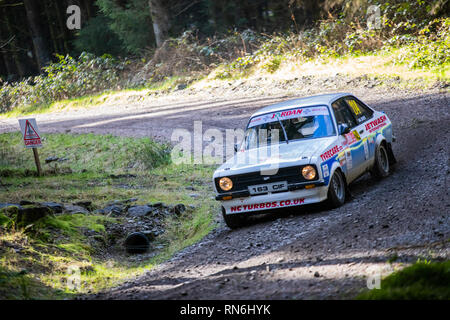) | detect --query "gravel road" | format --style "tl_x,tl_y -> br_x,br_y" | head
1,78 -> 449,299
